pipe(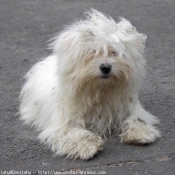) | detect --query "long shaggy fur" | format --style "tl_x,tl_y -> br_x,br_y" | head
19,9 -> 160,160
